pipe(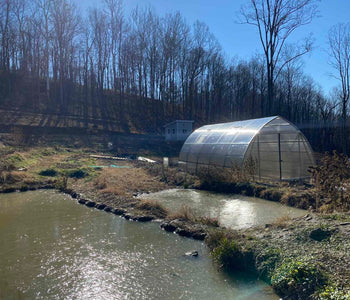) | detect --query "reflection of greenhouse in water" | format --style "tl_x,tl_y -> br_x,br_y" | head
179,116 -> 315,180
